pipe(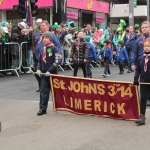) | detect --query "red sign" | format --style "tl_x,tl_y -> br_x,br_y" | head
67,11 -> 78,20
50,75 -> 140,120
96,16 -> 105,22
